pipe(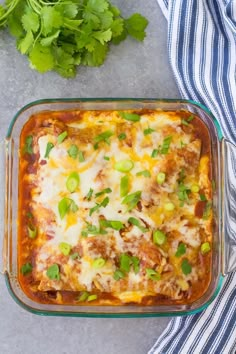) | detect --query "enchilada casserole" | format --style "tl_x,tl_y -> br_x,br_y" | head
18,109 -> 212,305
